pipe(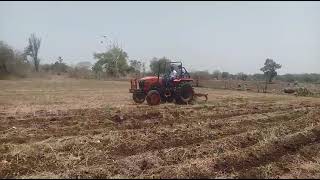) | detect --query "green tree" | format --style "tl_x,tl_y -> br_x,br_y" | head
237,72 -> 248,81
260,58 -> 281,92
25,33 -> 41,72
68,61 -> 93,79
277,74 -> 295,83
129,60 -> 142,73
252,73 -> 265,81
92,59 -> 104,73
149,57 -> 171,75
260,58 -> 282,83
0,41 -> 14,74
212,70 -> 221,80
51,56 -> 69,74
0,41 -> 31,78
93,47 -> 129,77
221,72 -> 230,79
